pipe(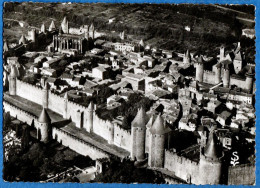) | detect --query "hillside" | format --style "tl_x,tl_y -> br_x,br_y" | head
3,3 -> 255,55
